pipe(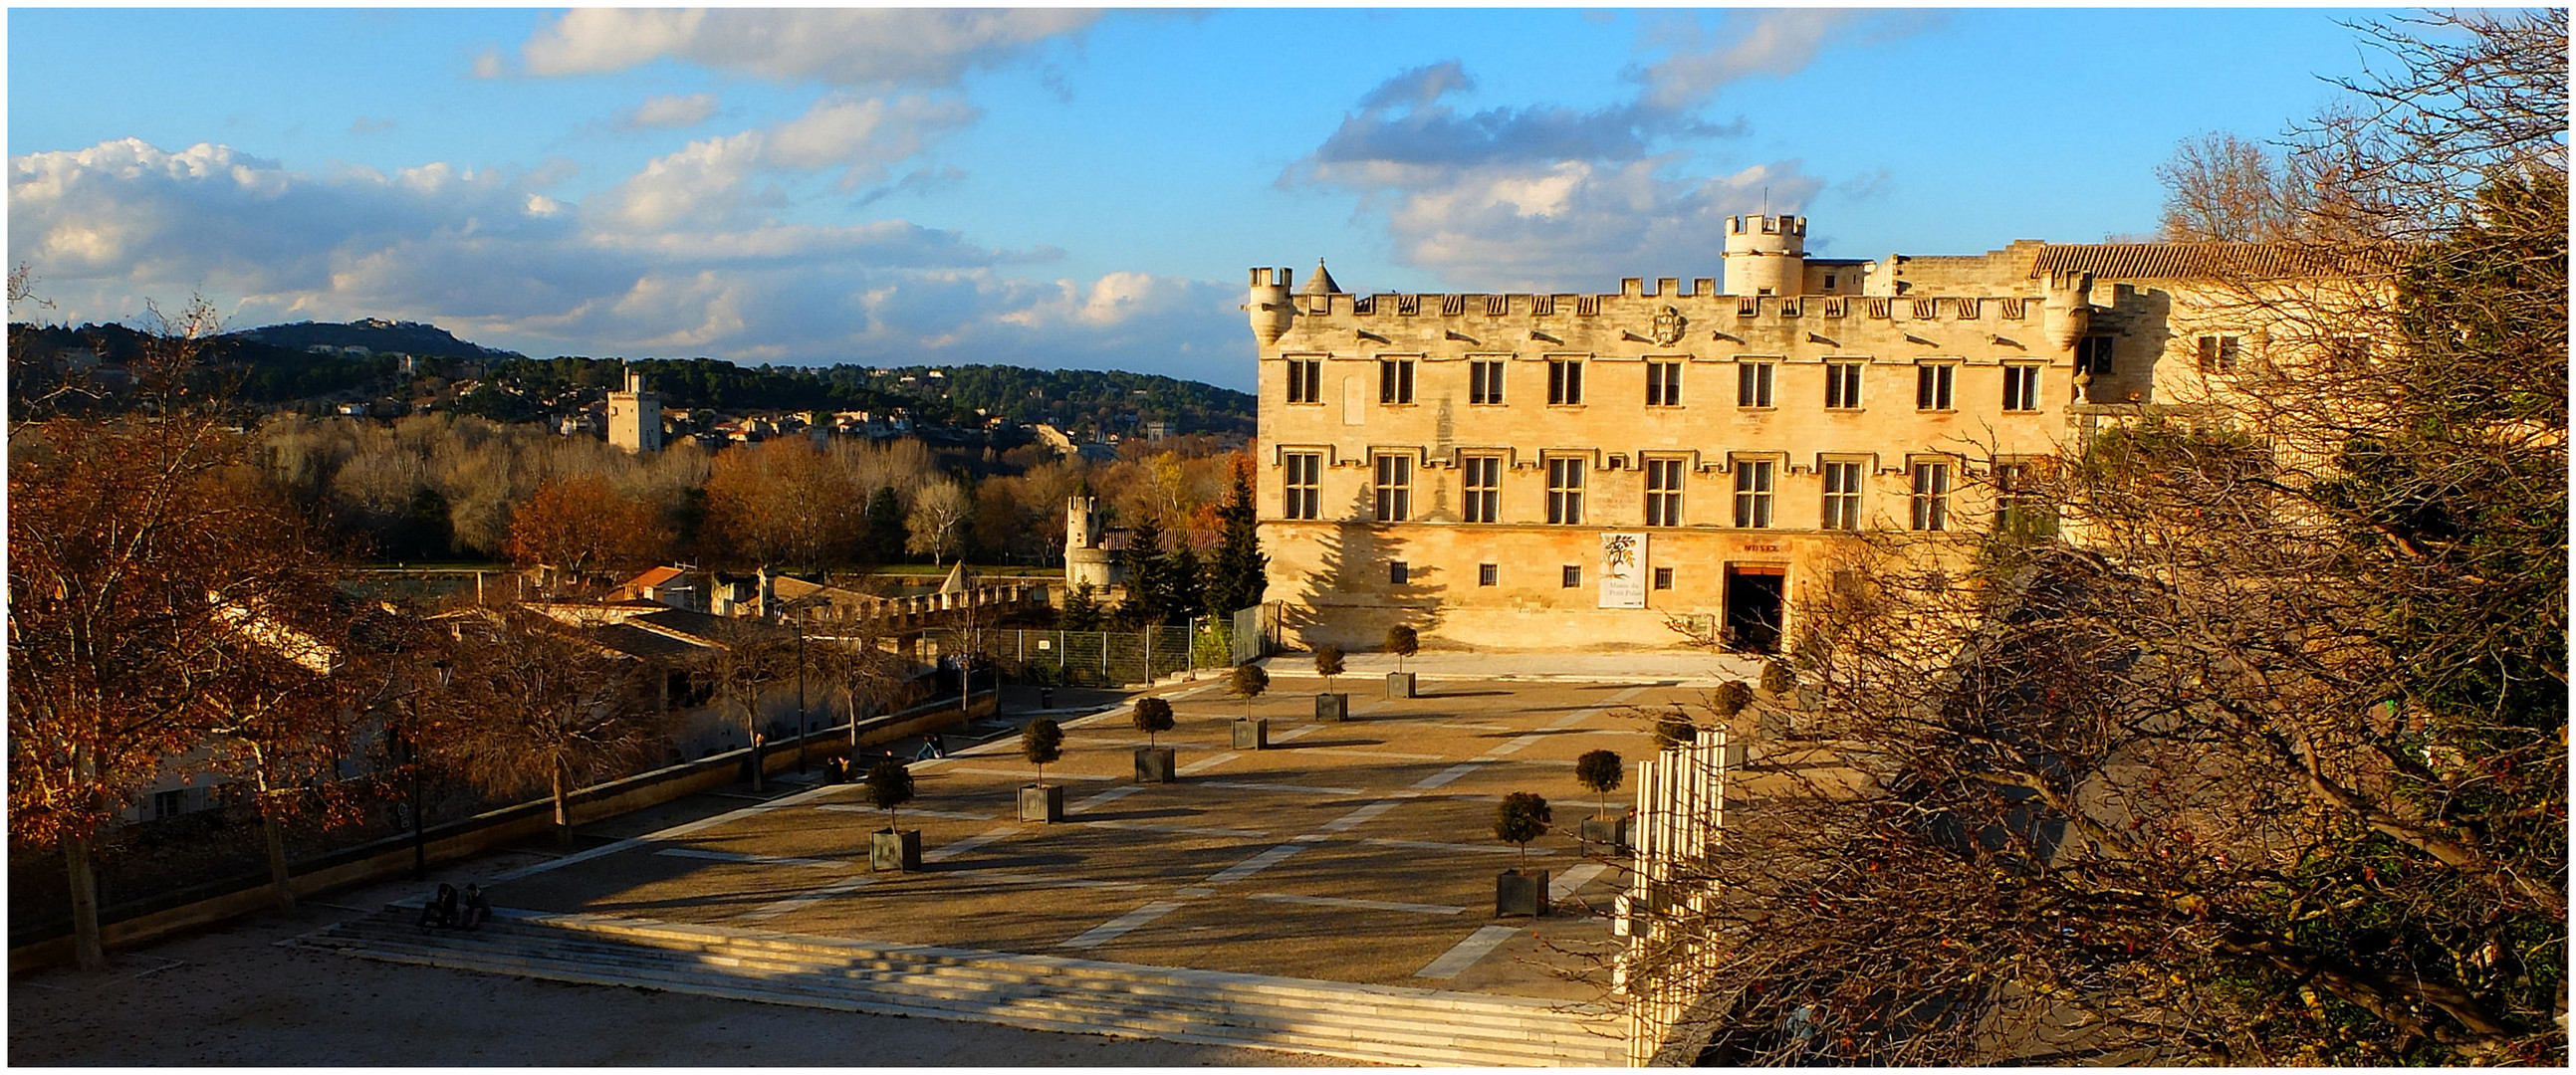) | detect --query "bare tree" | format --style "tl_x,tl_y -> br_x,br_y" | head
1623,14 -> 2565,1065
905,479 -> 971,565
435,608 -> 659,846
